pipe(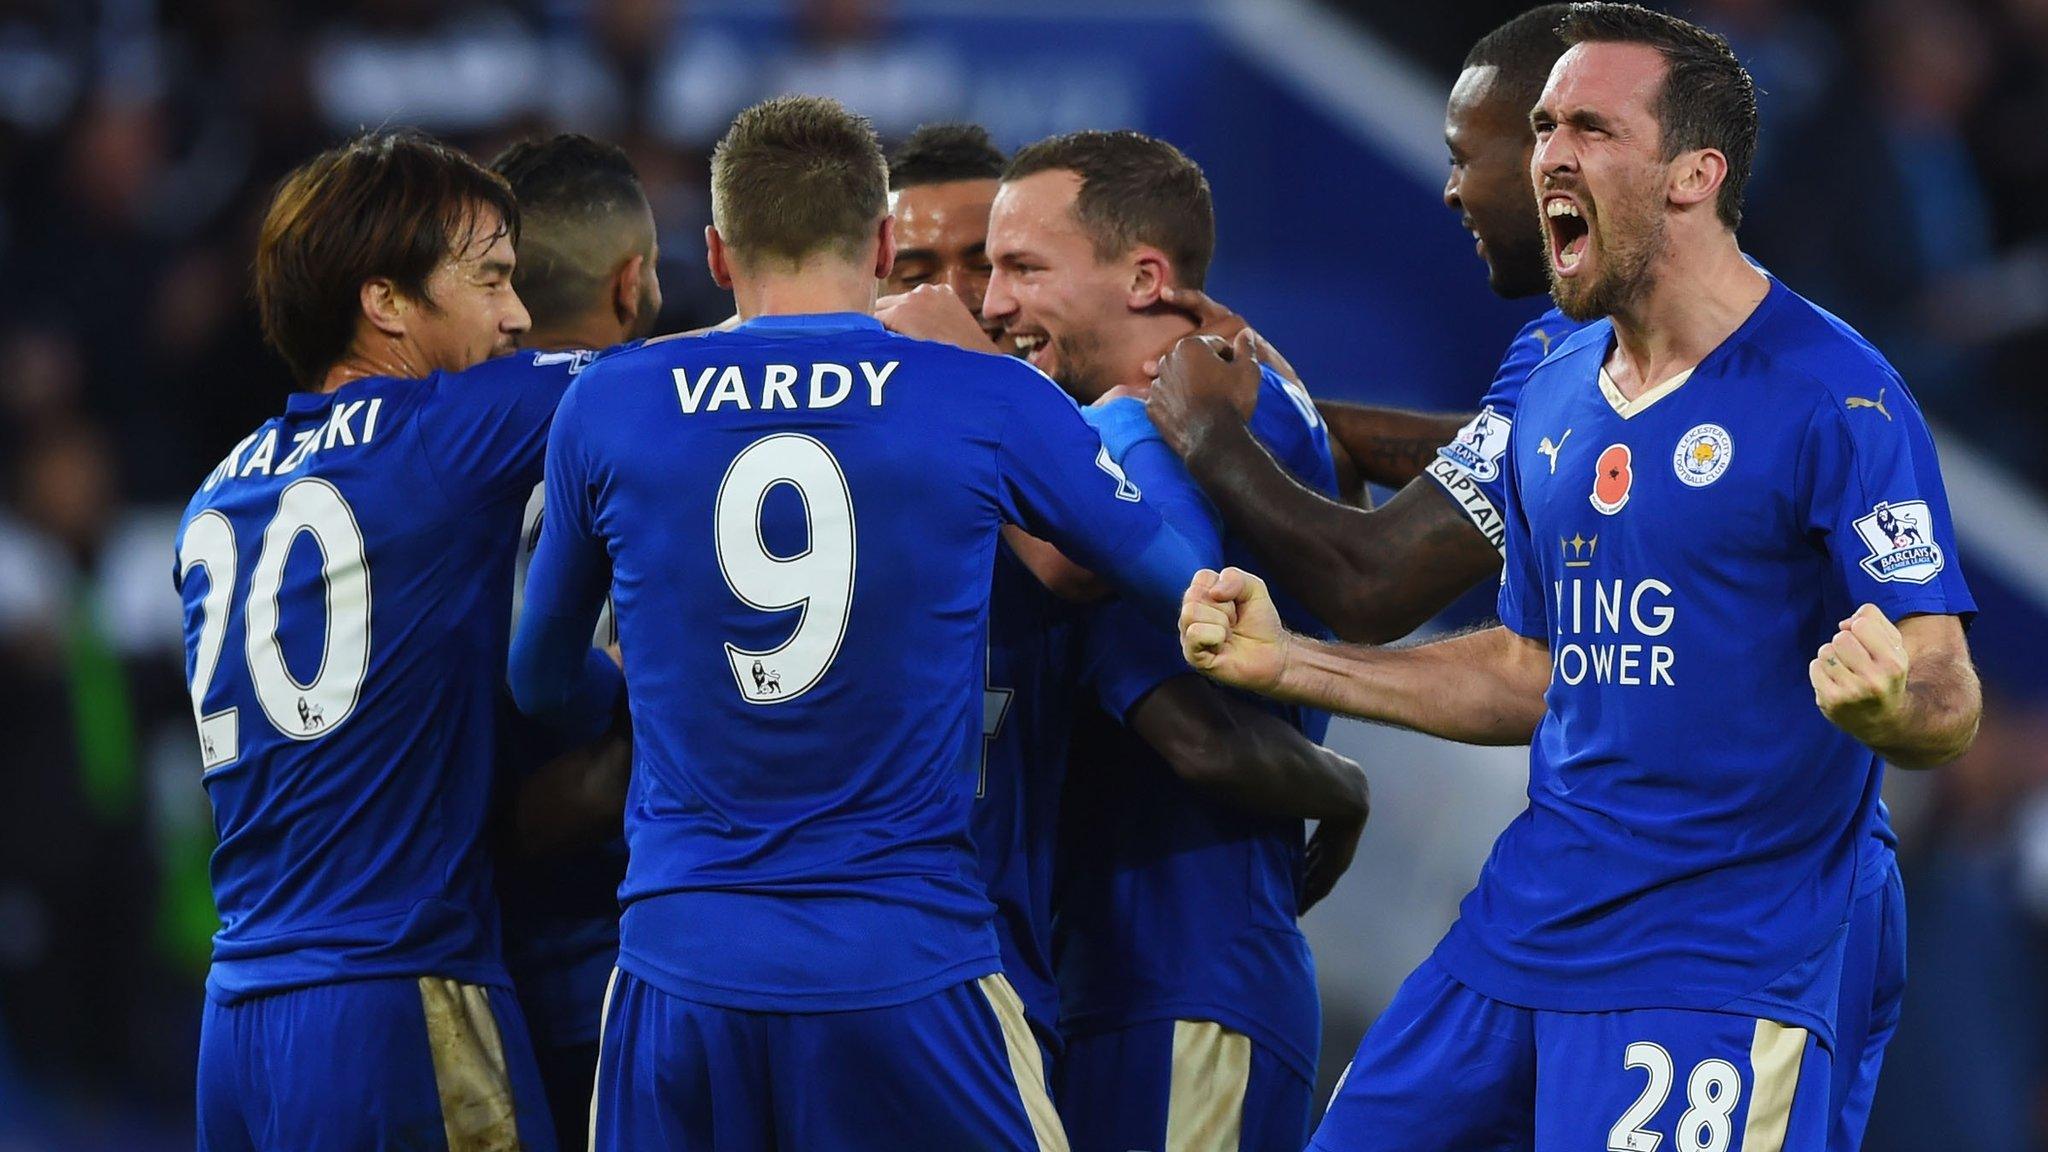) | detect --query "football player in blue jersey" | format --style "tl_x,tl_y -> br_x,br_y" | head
959,130 -> 1357,1152
509,95 -> 1214,1152
1146,4 -> 1580,646
1180,7 -> 1983,1151
879,125 -> 1372,1092
176,131 -> 611,1151
1163,6 -> 1922,1147
883,123 -> 1007,350
487,131 -> 662,1152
